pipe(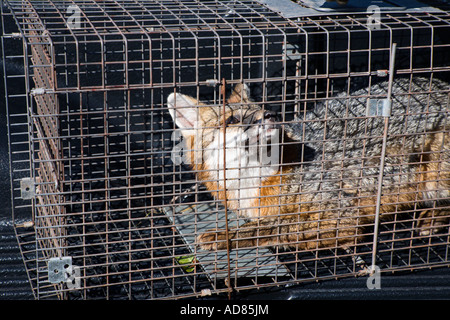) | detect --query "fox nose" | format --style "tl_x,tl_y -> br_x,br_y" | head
249,110 -> 278,125
263,110 -> 277,121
